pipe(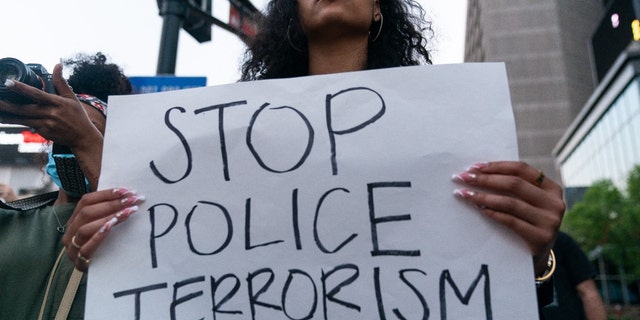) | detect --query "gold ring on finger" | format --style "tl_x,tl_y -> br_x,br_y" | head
71,235 -> 82,249
532,170 -> 545,187
77,252 -> 91,265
